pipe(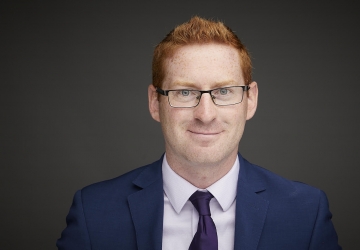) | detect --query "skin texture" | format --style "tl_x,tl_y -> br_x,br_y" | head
149,43 -> 258,188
